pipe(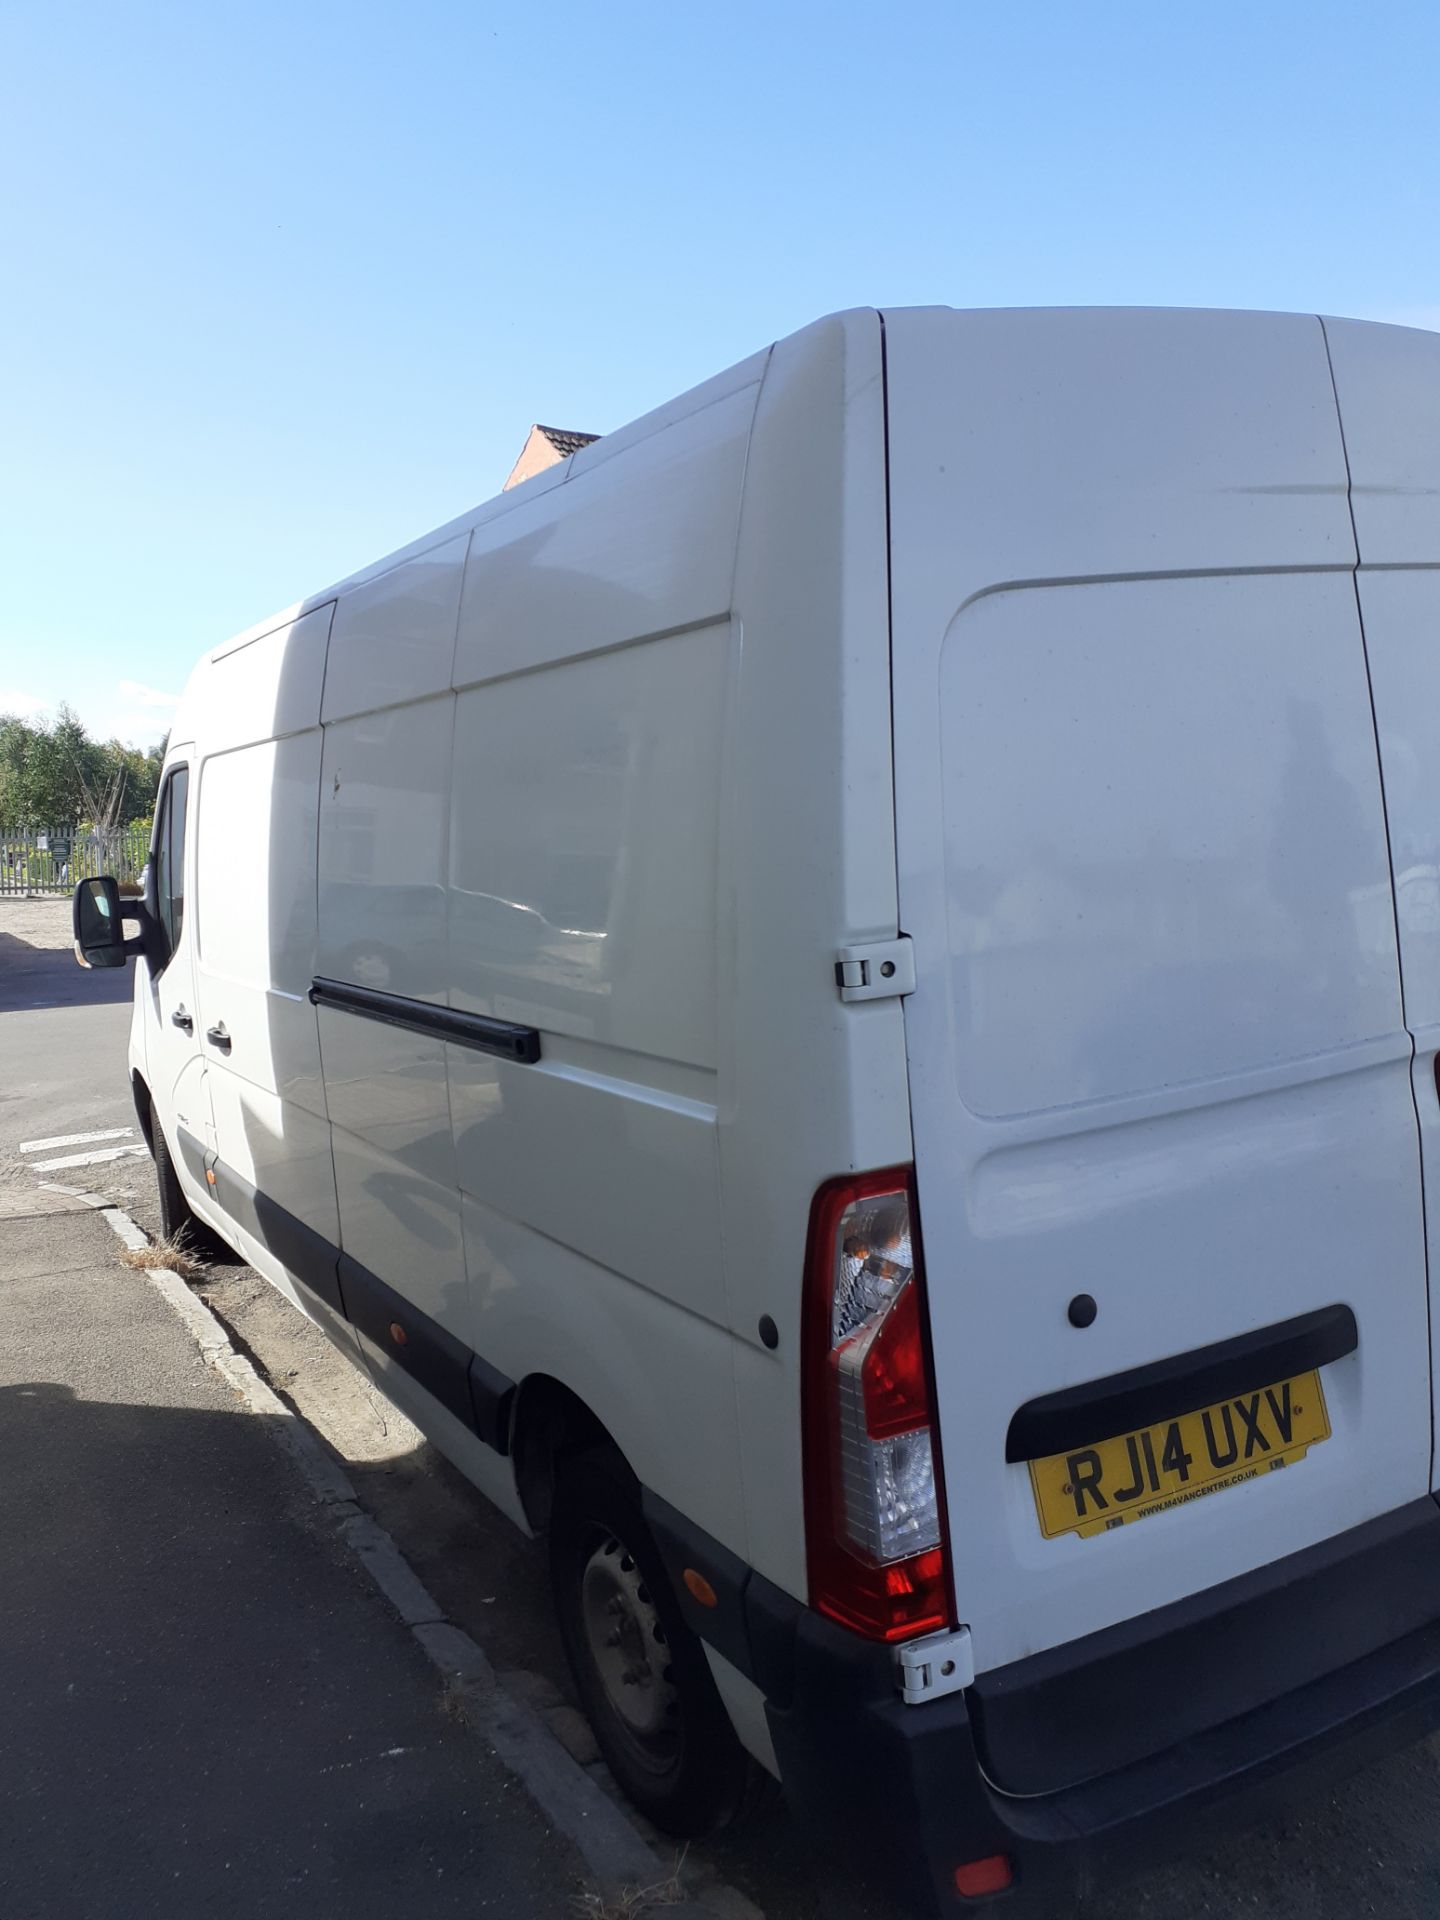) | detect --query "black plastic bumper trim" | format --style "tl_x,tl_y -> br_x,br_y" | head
1005,1303 -> 1359,1463
468,1350 -> 517,1455
176,1125 -> 346,1319
744,1569 -> 805,1709
310,975 -> 541,1065
339,1252 -> 514,1454
764,1497 -> 1440,1911
174,1122 -> 208,1191
174,1131 -> 516,1455
970,1496 -> 1440,1796
643,1490 -> 756,1678
641,1494 -> 815,1708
